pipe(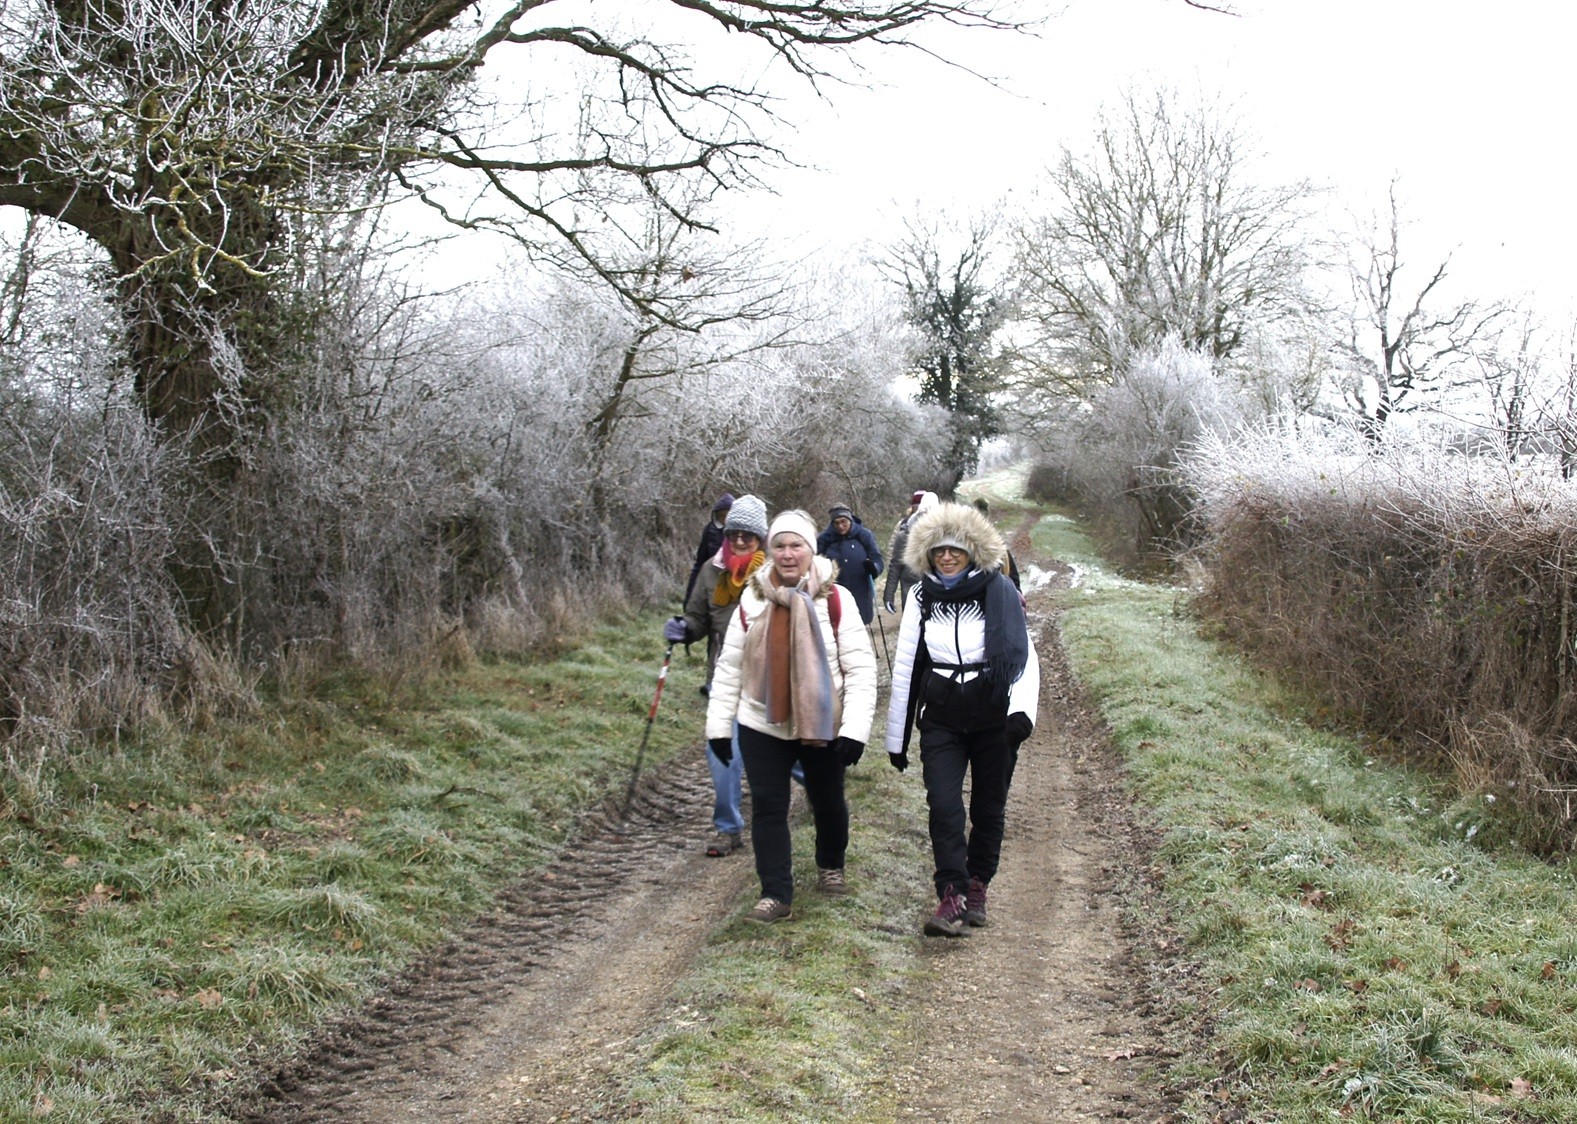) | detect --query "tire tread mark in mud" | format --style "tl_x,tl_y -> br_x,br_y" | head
229,747 -> 716,1123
